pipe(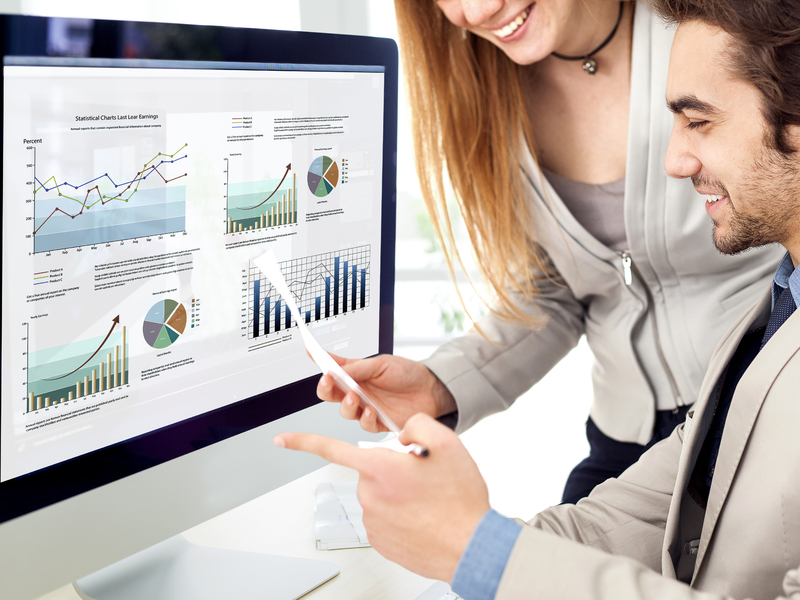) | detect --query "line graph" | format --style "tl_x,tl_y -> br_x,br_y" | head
247,246 -> 371,340
32,144 -> 188,253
